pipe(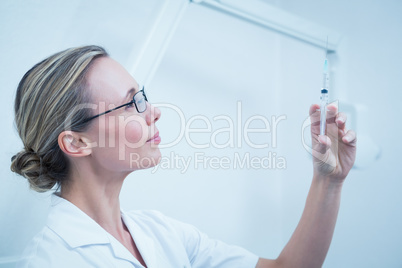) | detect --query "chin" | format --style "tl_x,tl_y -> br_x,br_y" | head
150,152 -> 162,167
128,150 -> 162,170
